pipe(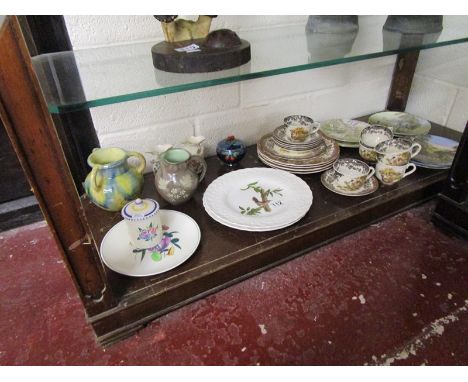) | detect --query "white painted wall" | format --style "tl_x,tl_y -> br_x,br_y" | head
63,16 -> 467,172
406,43 -> 468,133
